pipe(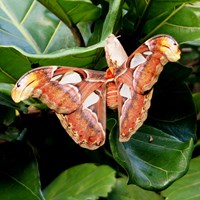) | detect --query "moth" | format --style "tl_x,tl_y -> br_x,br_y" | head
11,34 -> 181,150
